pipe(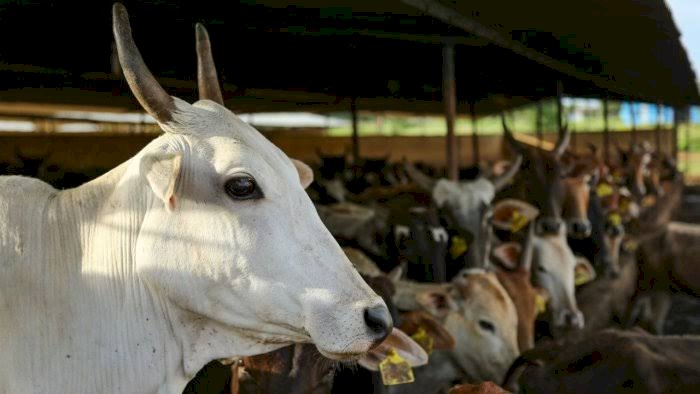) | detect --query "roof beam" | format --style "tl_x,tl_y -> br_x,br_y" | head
400,0 -> 637,100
